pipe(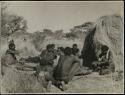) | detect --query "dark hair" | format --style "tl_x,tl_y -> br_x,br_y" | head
101,45 -> 109,51
64,47 -> 72,56
46,44 -> 51,49
51,44 -> 55,47
73,44 -> 77,47
58,47 -> 64,52
9,43 -> 15,49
